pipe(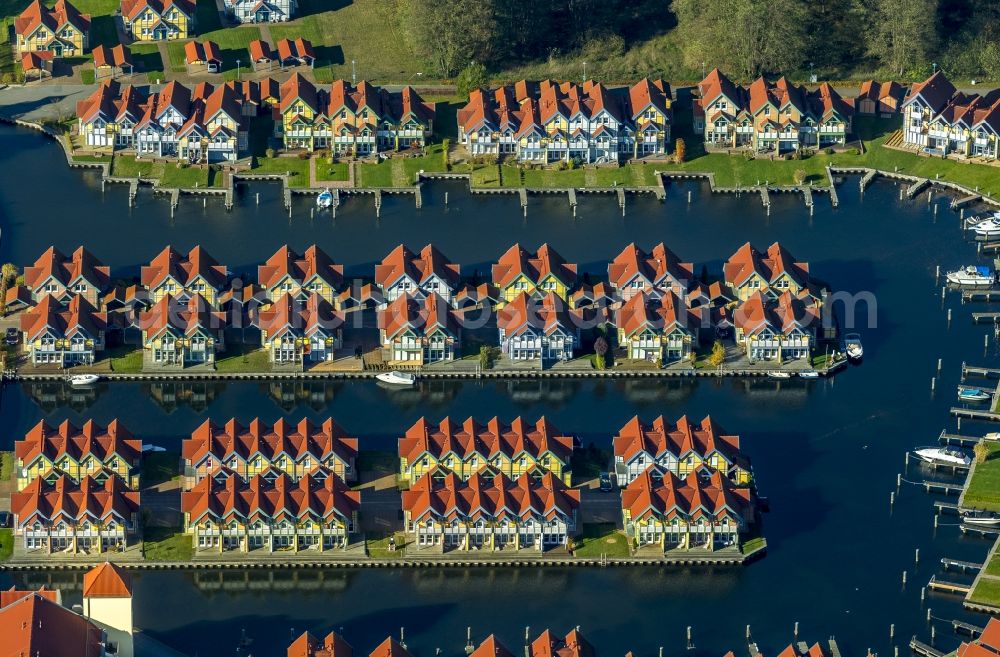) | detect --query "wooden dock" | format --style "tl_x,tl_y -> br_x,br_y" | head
939,430 -> 981,447
759,186 -> 770,207
953,194 -> 983,210
802,186 -> 813,208
963,364 -> 1000,379
927,575 -> 972,594
859,169 -> 877,191
918,479 -> 966,495
910,637 -> 944,657
934,500 -> 960,513
907,178 -> 931,198
941,558 -> 983,572
972,312 -> 1000,323
961,524 -> 1000,536
953,619 -> 984,637
963,290 -> 1000,303
951,406 -> 1000,422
